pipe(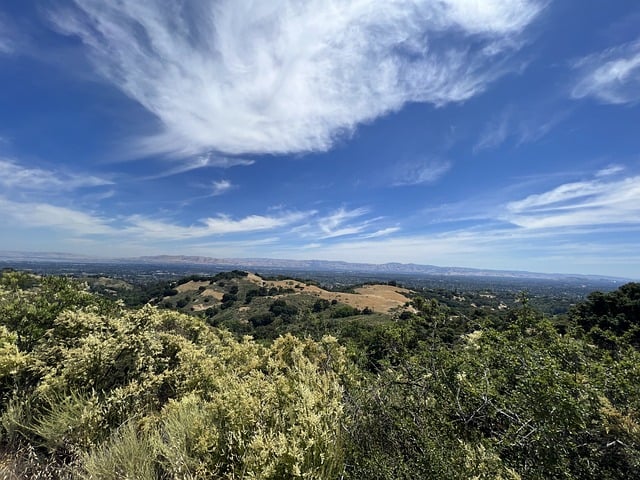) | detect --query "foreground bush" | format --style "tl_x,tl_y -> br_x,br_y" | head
343,300 -> 640,479
0,272 -> 346,479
